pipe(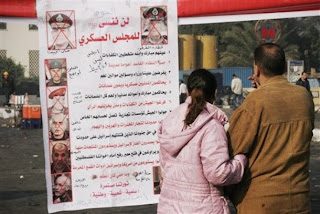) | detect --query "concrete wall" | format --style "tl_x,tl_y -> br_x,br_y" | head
0,22 -> 39,77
